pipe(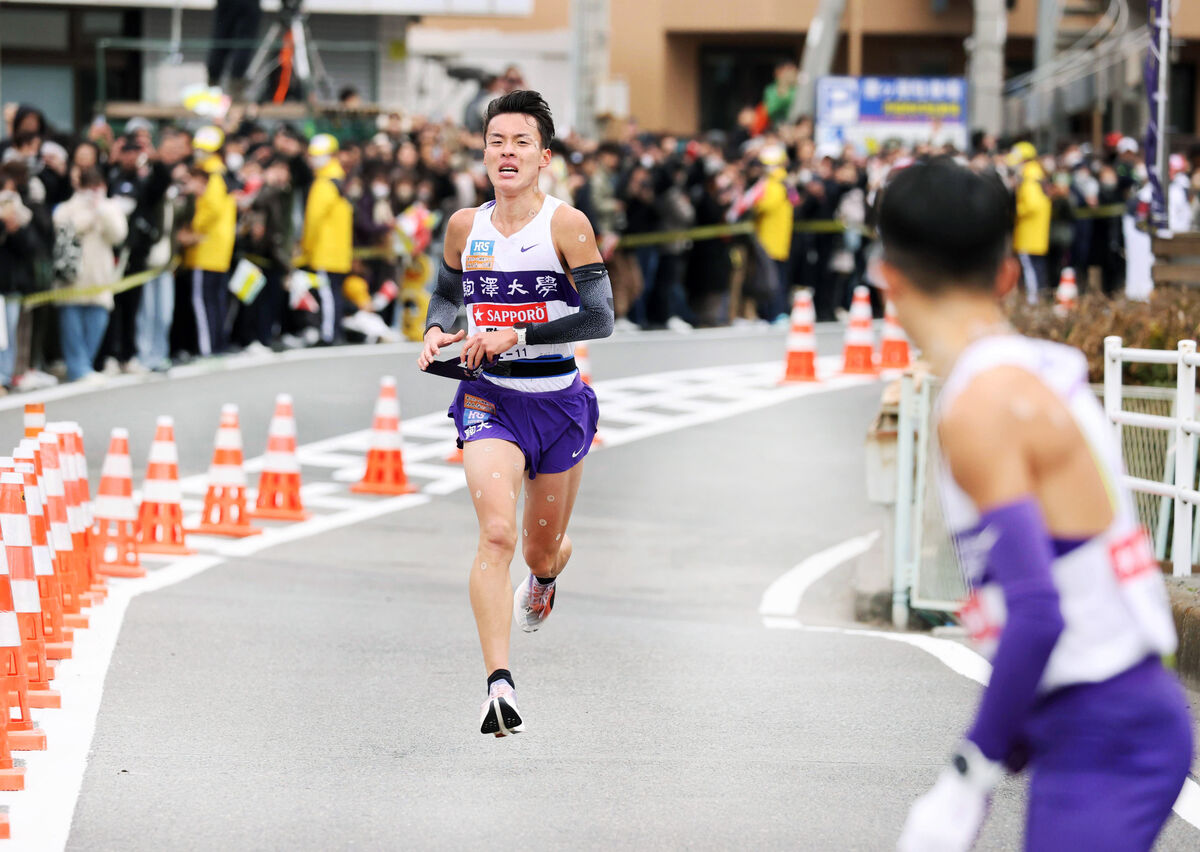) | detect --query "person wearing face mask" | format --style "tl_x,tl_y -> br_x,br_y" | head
178,125 -> 237,359
298,133 -> 353,345
353,163 -> 398,327
51,167 -> 127,383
